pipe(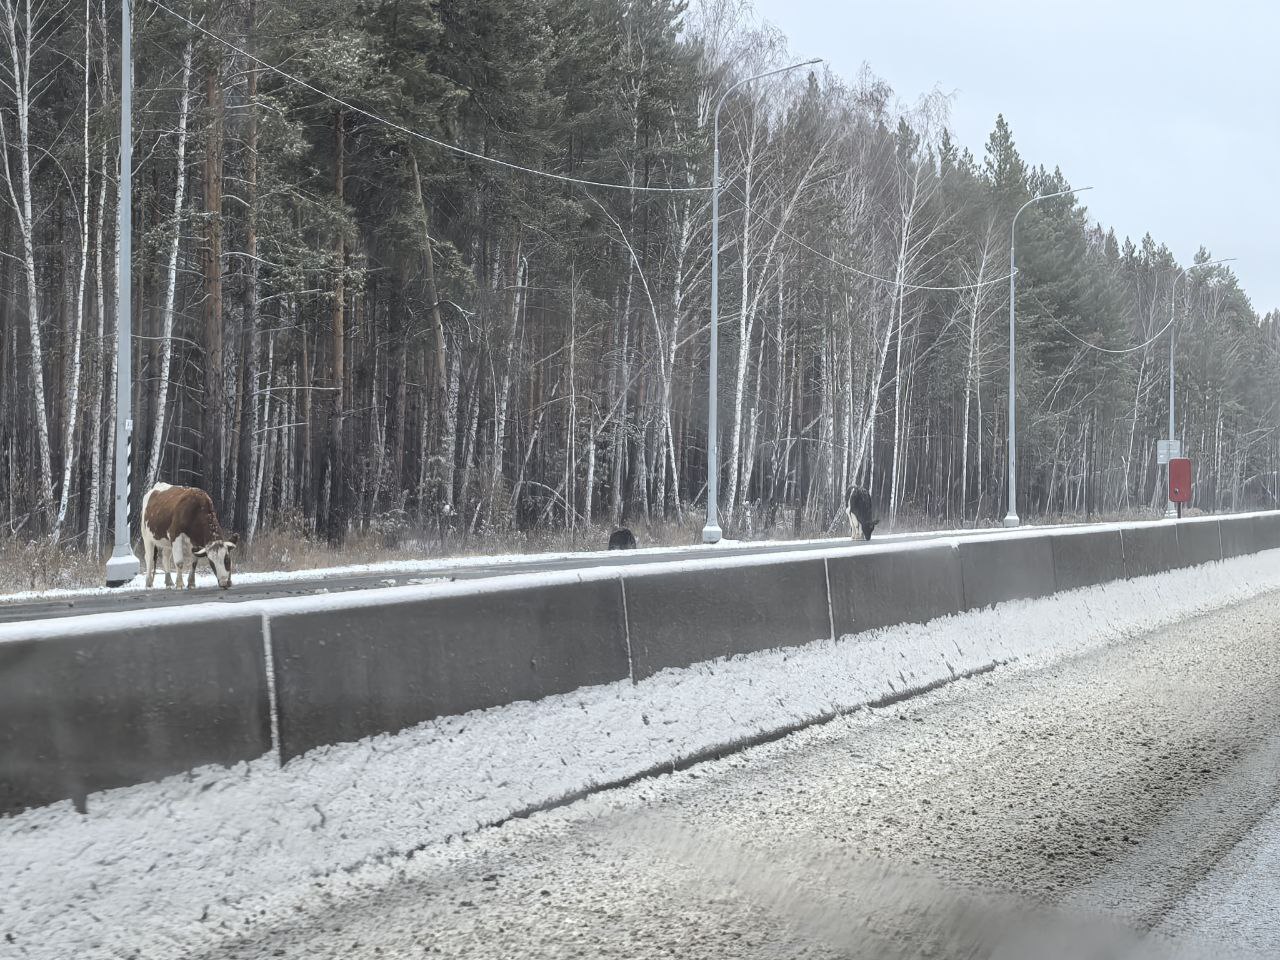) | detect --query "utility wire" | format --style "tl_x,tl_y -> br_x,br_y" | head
723,184 -> 1011,292
725,181 -> 1204,353
1041,261 -> 1238,356
1024,286 -> 1174,355
147,0 -> 708,194
1046,312 -> 1174,355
